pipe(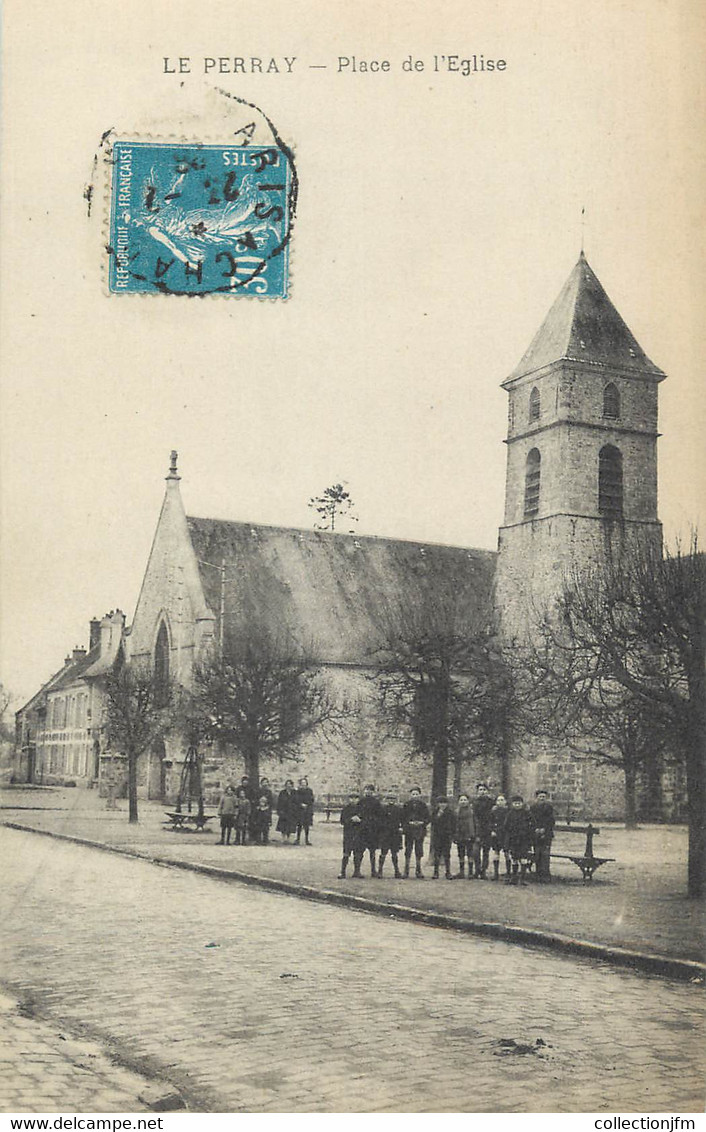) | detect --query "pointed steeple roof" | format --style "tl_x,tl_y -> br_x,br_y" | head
505,253 -> 665,384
